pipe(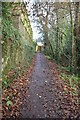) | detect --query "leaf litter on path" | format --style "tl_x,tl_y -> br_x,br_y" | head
2,53 -> 80,119
2,55 -> 36,118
